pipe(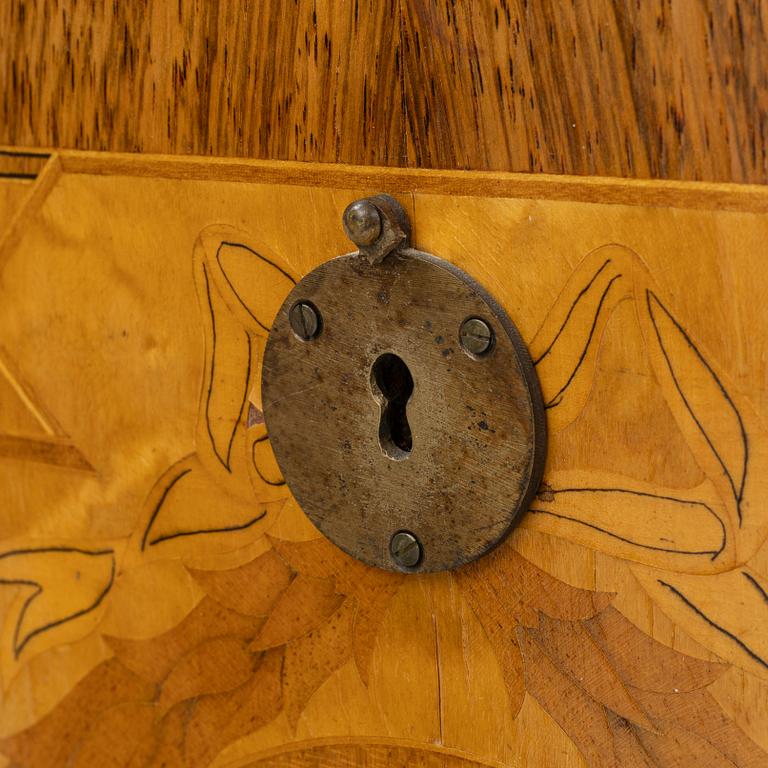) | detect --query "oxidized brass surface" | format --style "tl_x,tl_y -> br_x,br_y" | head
262,249 -> 546,572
